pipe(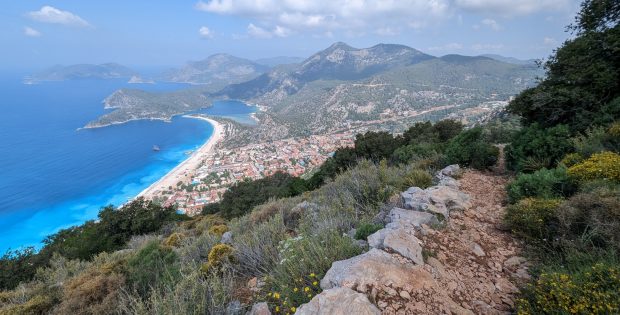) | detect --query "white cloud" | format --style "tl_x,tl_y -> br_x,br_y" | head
481,18 -> 501,30
246,23 -> 292,38
454,0 -> 572,16
27,6 -> 90,27
199,26 -> 214,38
196,0 -> 451,36
375,27 -> 399,36
24,26 -> 41,37
247,23 -> 273,38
